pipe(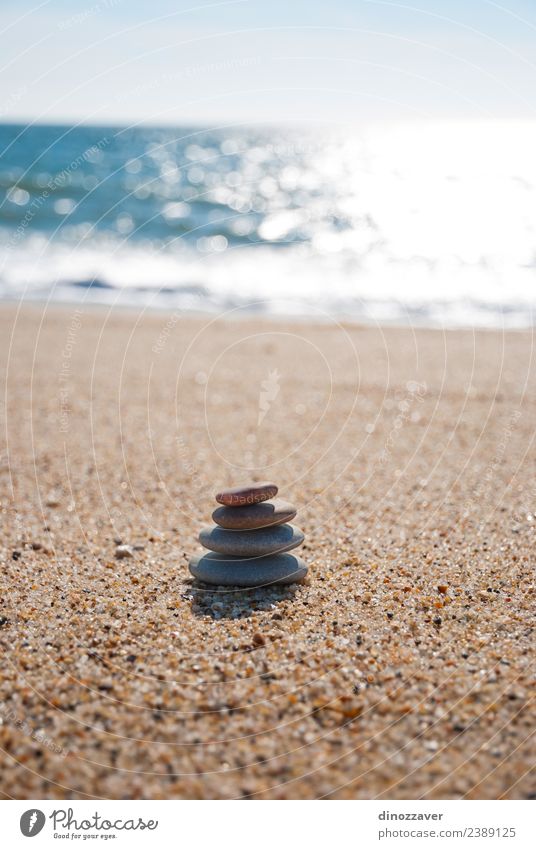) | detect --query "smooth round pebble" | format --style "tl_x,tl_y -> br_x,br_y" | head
189,551 -> 308,587
212,498 -> 297,530
199,523 -> 304,556
215,481 -> 278,507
